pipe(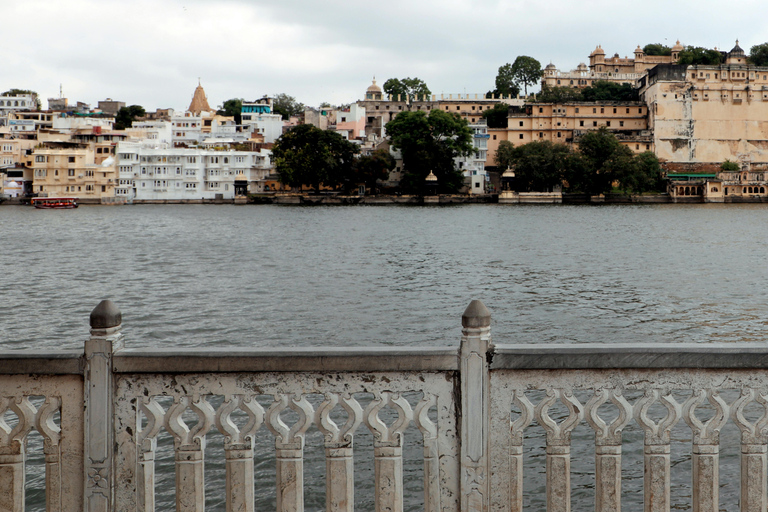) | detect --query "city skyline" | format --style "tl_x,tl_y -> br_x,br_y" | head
2,0 -> 766,112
